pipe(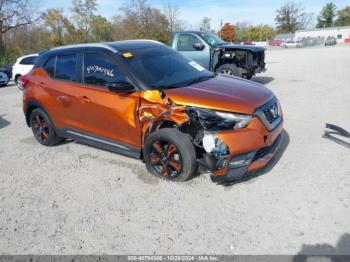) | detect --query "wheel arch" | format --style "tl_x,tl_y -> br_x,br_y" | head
14,74 -> 22,81
24,100 -> 50,127
140,120 -> 181,160
214,59 -> 239,72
